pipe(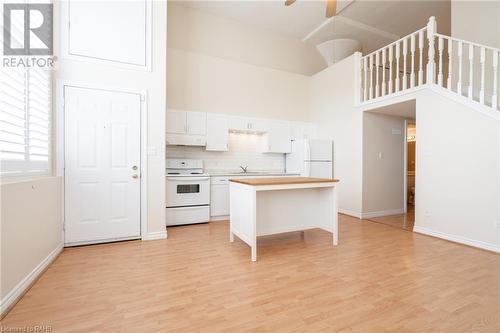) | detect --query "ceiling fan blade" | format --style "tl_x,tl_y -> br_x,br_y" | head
326,0 -> 337,17
285,0 -> 296,6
